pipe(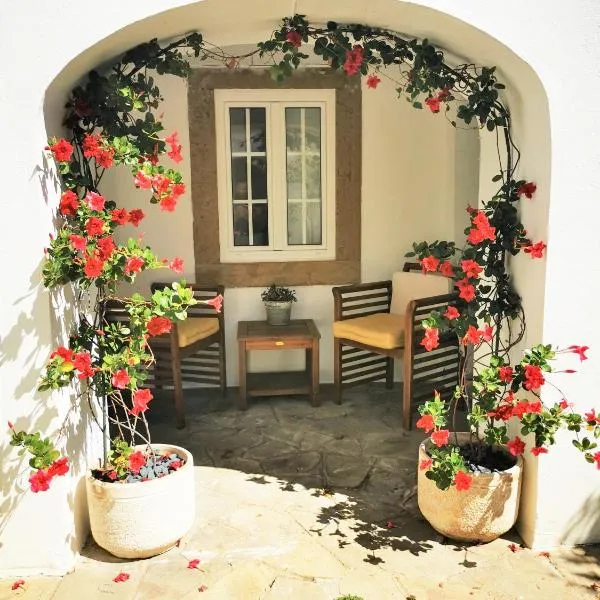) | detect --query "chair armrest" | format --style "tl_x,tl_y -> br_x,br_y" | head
332,280 -> 392,321
402,261 -> 422,273
405,292 -> 459,348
